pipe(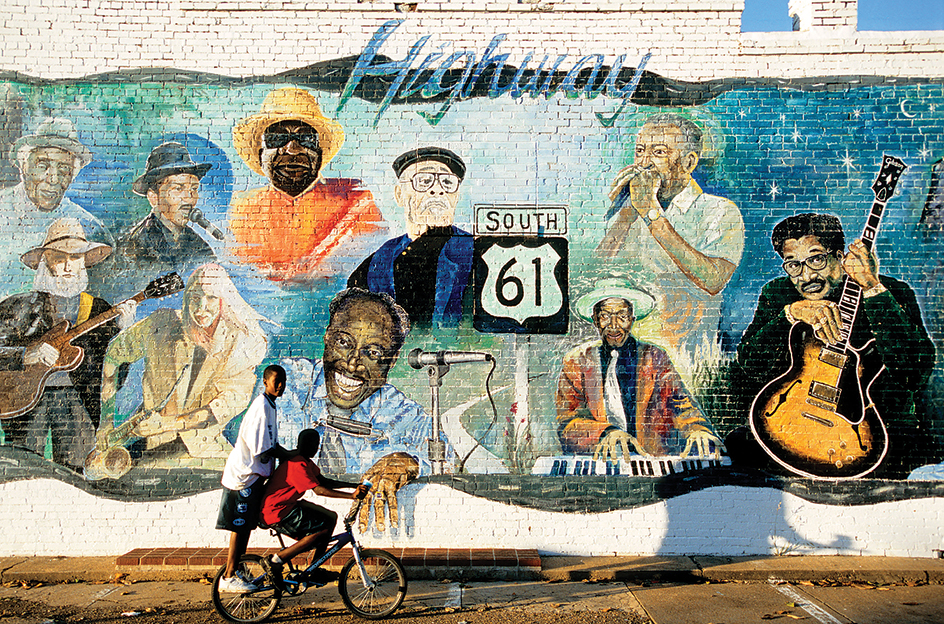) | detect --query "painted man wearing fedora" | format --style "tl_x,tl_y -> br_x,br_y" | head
348,147 -> 473,327
0,118 -> 114,298
229,88 -> 385,281
116,142 -> 216,288
556,279 -> 723,461
0,218 -> 134,471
